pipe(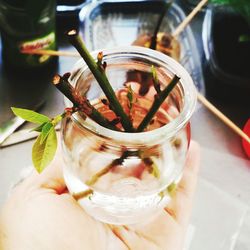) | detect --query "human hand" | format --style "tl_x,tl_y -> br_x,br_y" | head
0,141 -> 200,250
